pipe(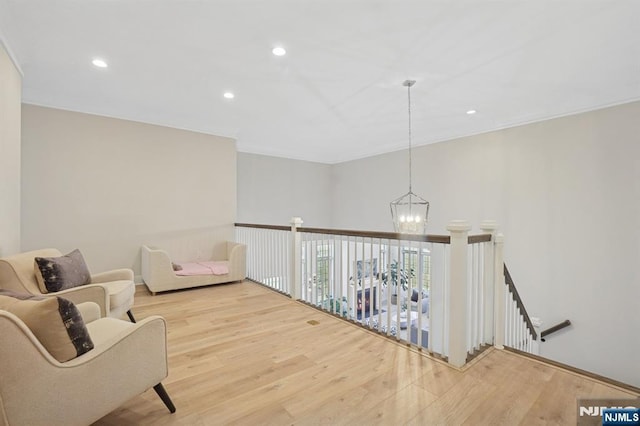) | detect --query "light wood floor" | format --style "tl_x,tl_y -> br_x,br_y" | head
95,281 -> 638,425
